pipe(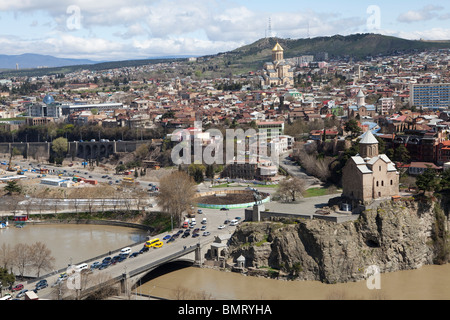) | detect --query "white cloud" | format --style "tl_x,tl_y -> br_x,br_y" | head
3,1 -> 447,61
397,5 -> 445,23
